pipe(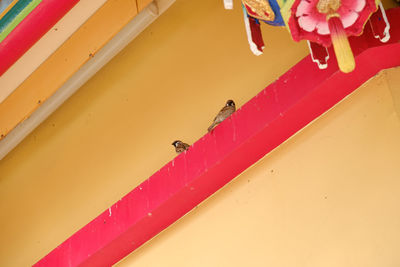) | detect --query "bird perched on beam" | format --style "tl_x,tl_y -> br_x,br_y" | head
207,100 -> 236,132
172,140 -> 190,154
